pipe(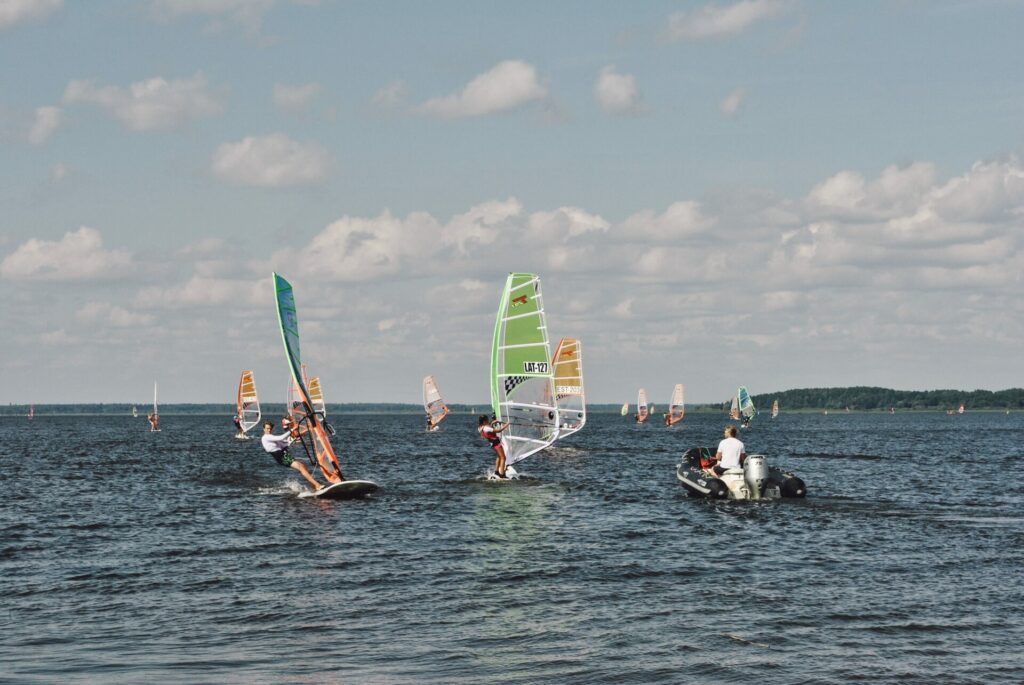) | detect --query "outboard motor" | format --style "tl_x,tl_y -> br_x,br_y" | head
743,454 -> 769,500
